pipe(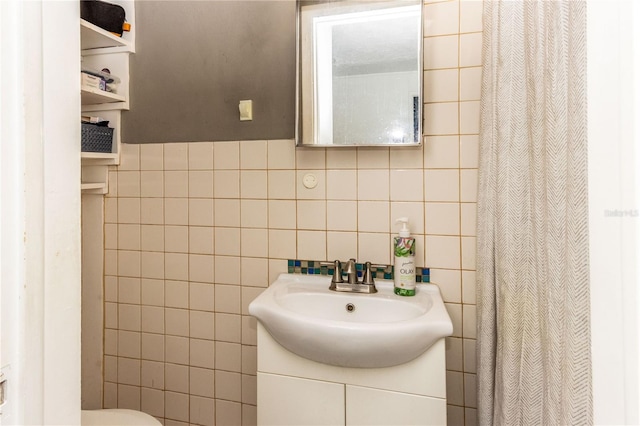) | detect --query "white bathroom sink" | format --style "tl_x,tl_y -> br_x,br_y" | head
248,273 -> 453,368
